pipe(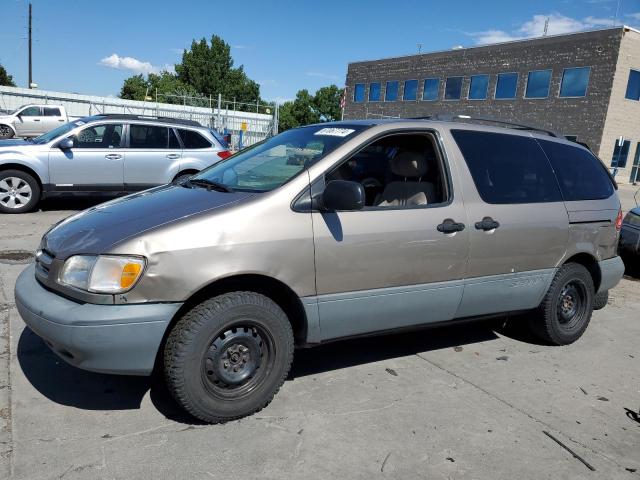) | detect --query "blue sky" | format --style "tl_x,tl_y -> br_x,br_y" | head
1,0 -> 639,102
